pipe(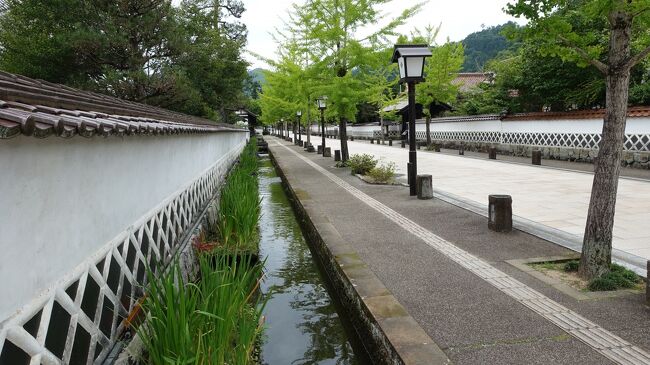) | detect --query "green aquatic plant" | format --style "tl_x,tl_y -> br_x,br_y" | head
217,138 -> 262,253
138,253 -> 265,364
